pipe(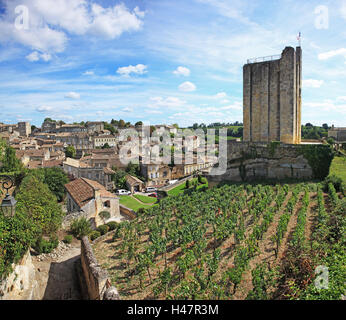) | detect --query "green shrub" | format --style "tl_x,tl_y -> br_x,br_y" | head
63,235 -> 73,244
97,224 -> 110,236
70,217 -> 92,239
324,175 -> 344,193
106,221 -> 118,231
89,231 -> 101,241
99,211 -> 111,220
34,236 -> 59,254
